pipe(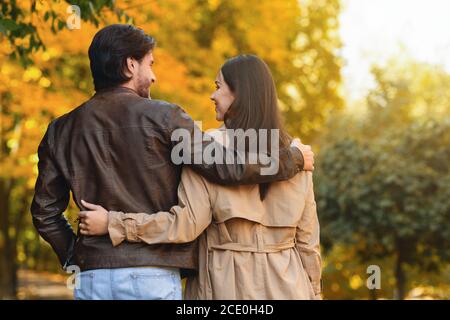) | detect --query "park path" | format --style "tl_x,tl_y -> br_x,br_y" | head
17,269 -> 73,300
16,269 -> 447,299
